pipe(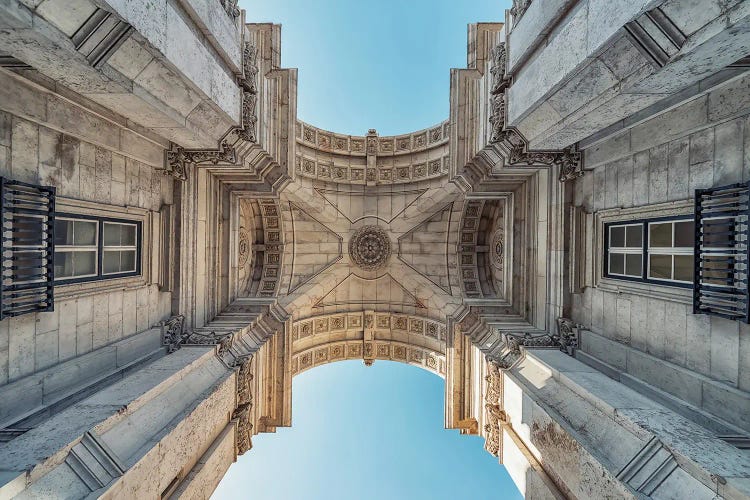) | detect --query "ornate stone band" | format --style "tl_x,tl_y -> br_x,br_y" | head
348,225 -> 392,271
